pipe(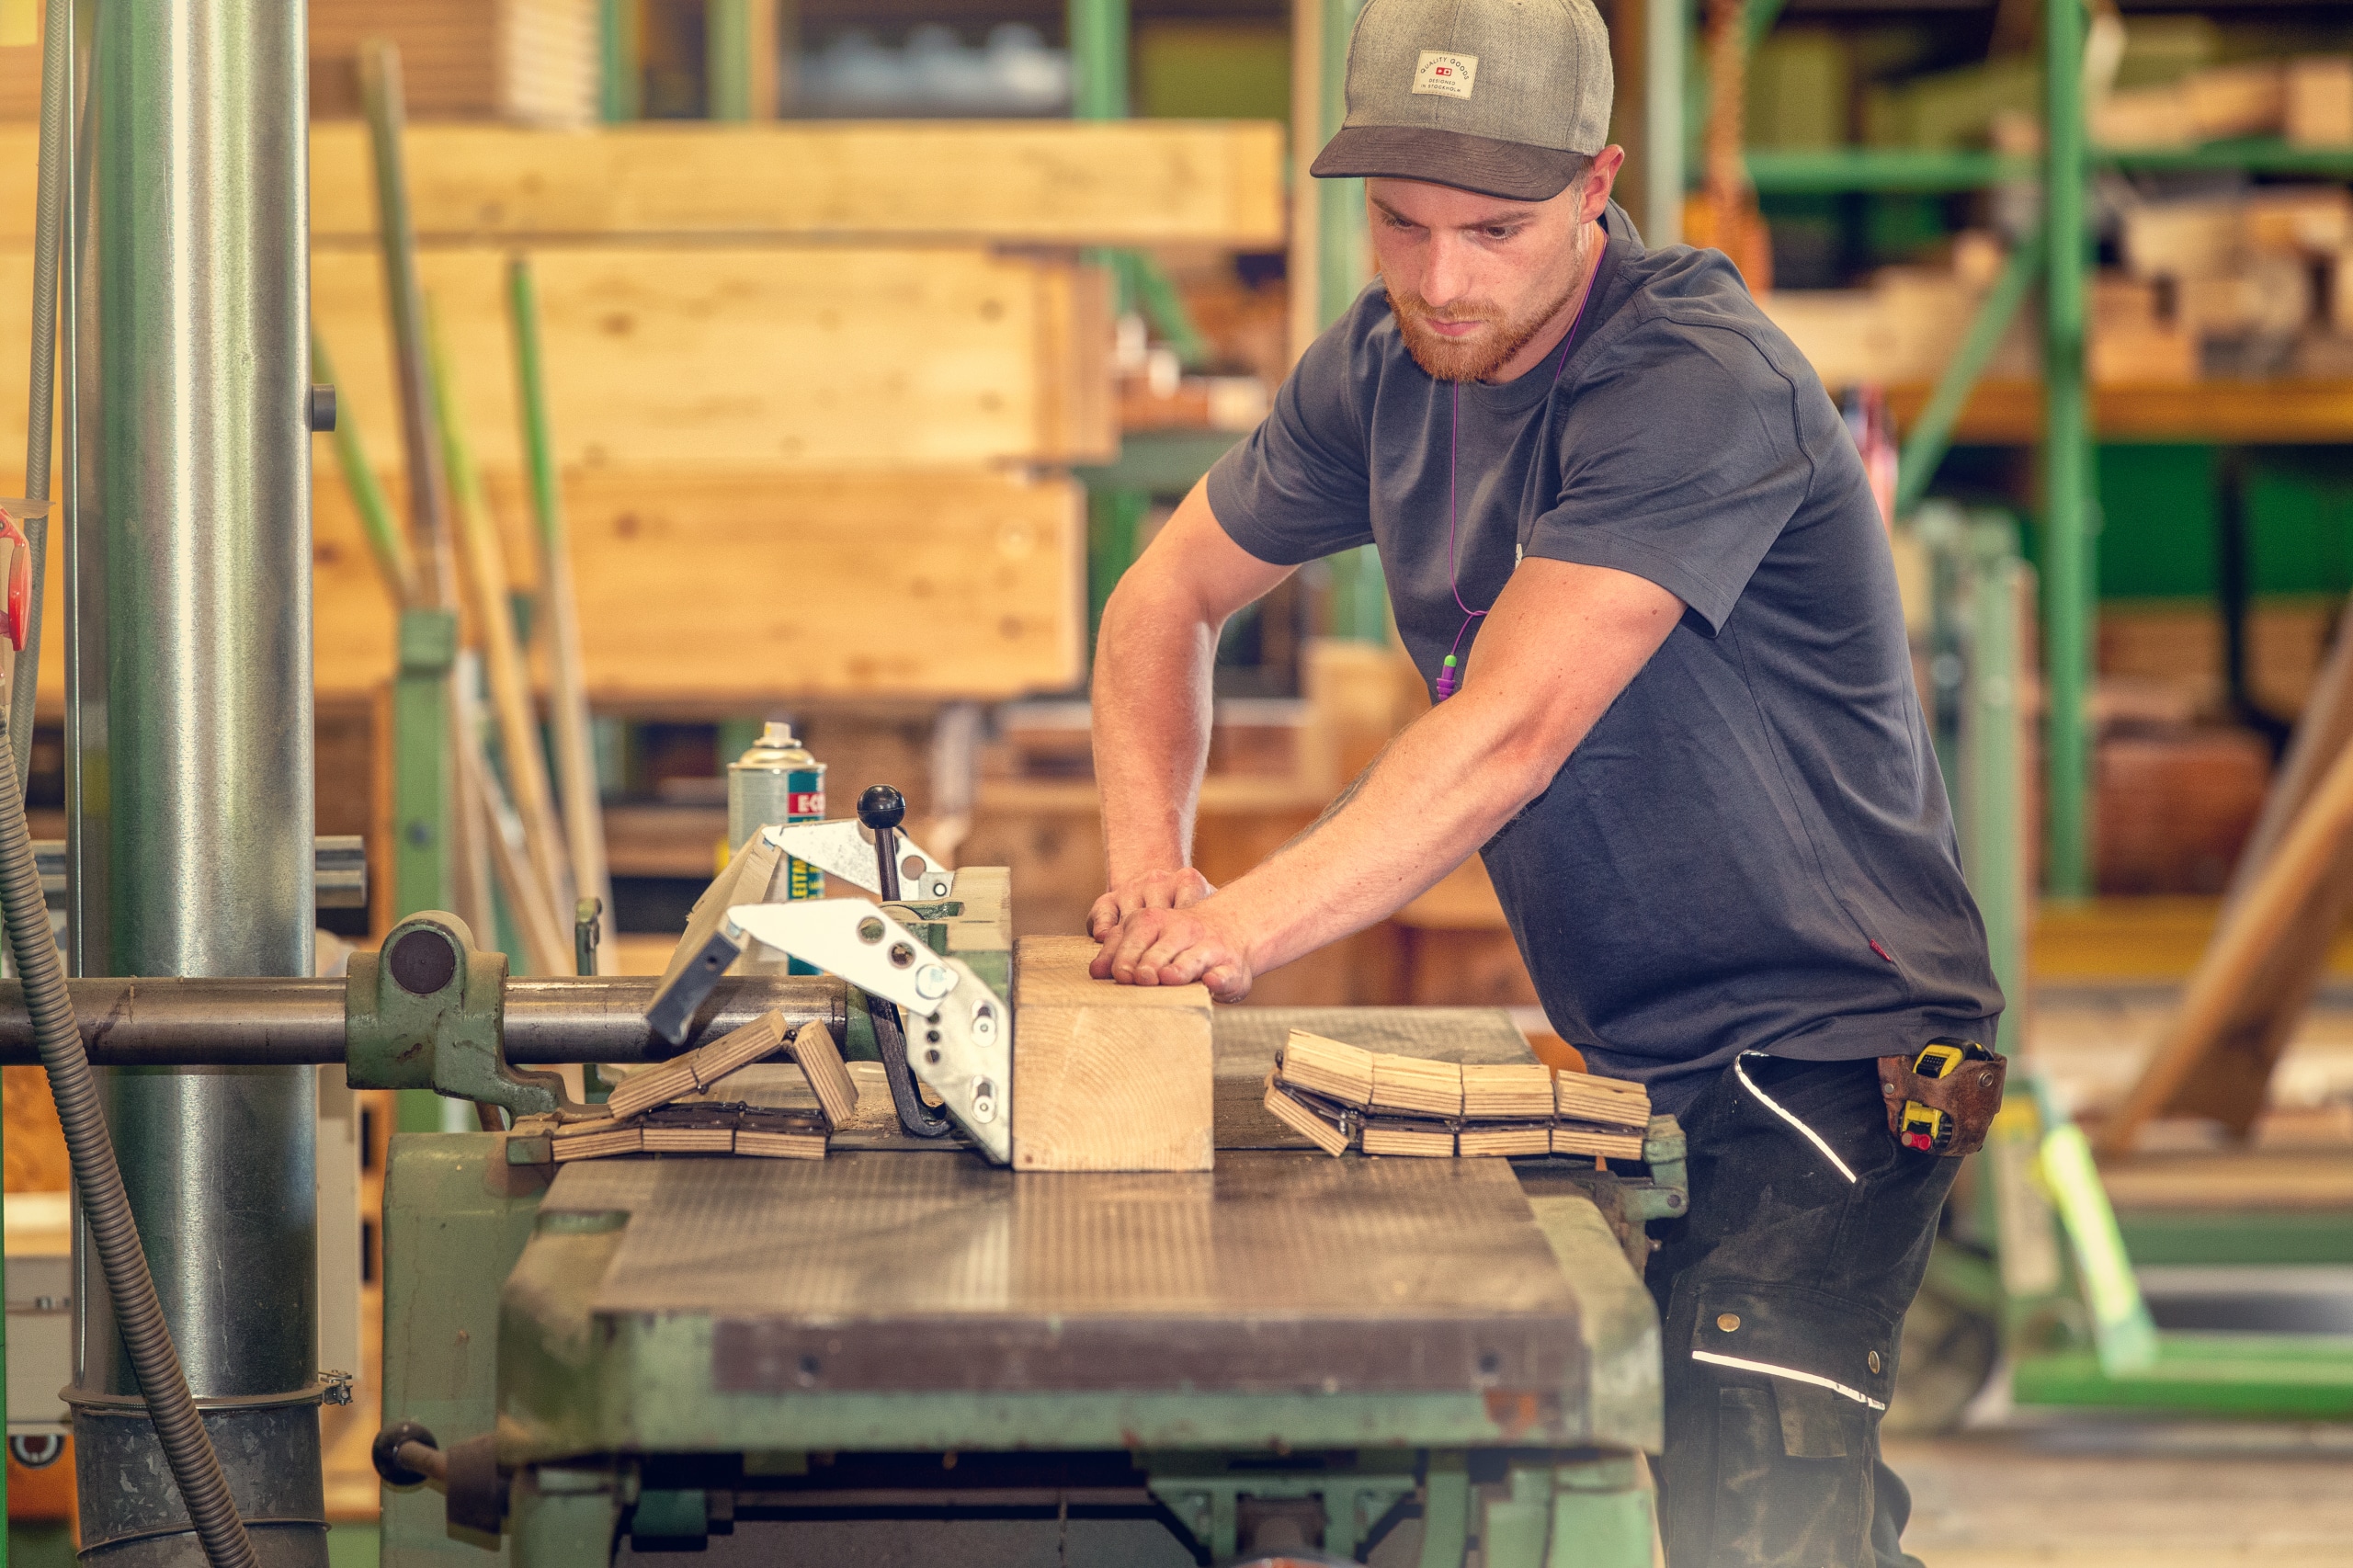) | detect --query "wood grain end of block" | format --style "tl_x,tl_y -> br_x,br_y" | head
1010,1003 -> 1212,1172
